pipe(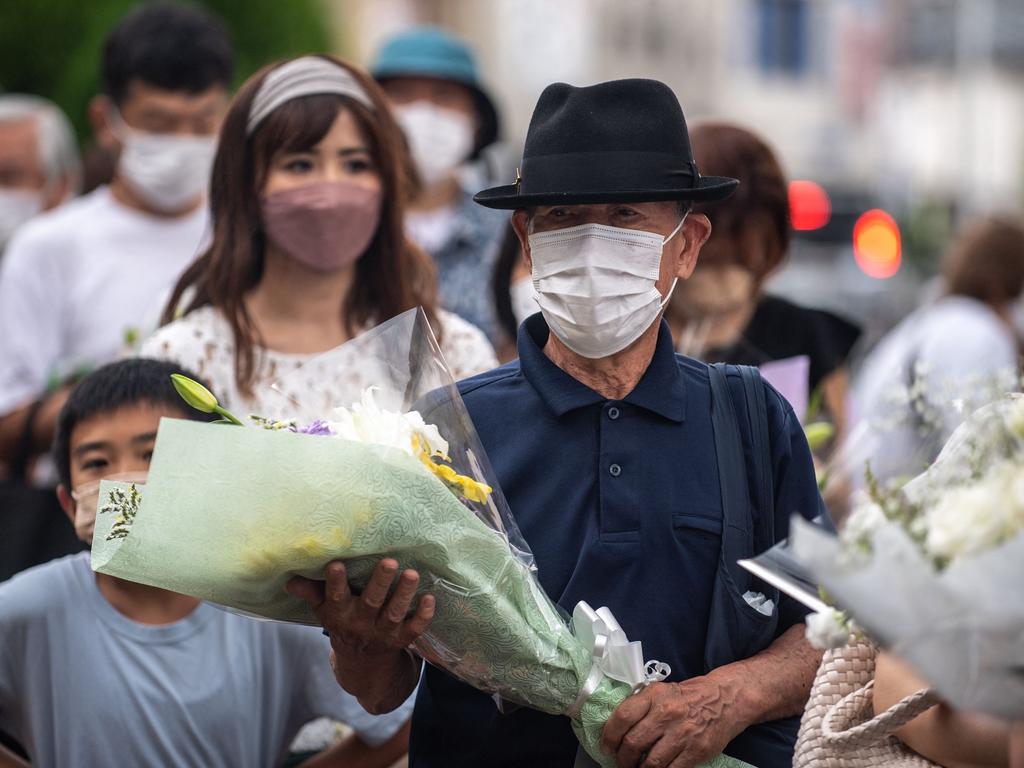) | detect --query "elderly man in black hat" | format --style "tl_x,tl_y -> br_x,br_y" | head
289,79 -> 827,768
